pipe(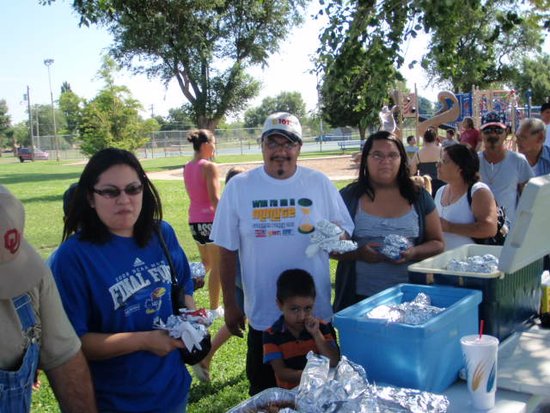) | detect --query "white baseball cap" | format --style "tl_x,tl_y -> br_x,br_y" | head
261,112 -> 303,143
0,185 -> 47,299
